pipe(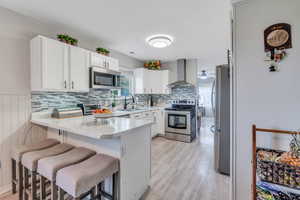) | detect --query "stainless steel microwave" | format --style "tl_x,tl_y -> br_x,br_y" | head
89,67 -> 121,89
